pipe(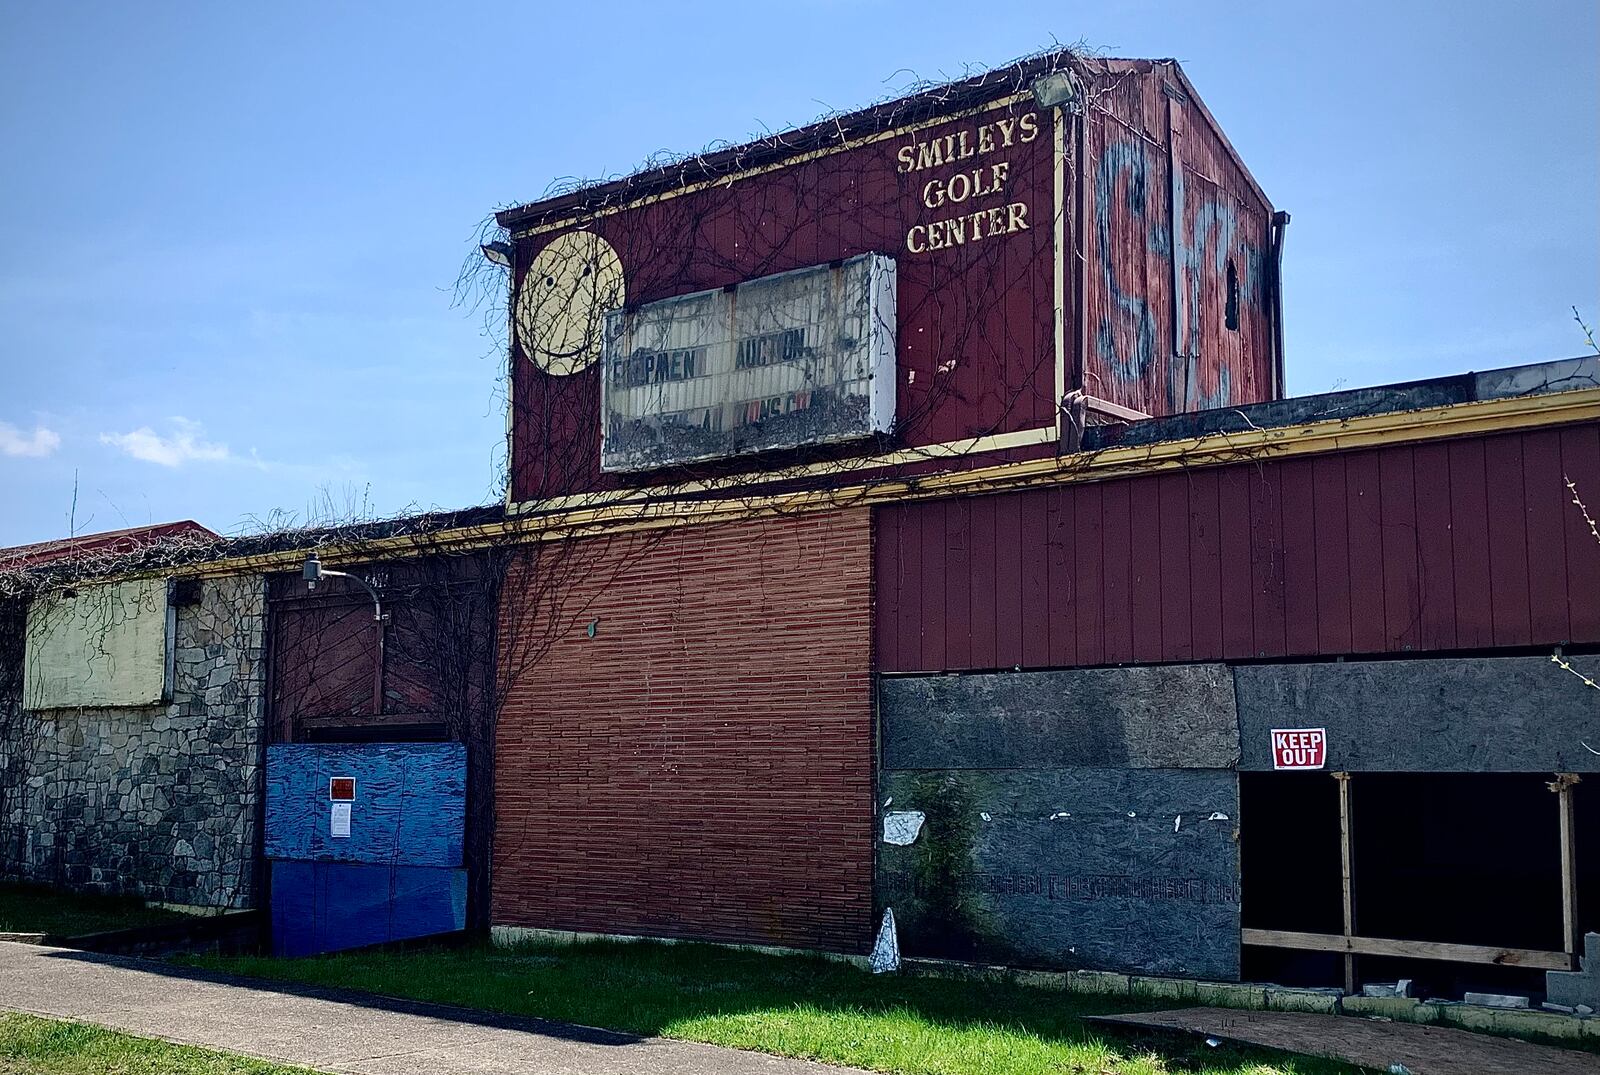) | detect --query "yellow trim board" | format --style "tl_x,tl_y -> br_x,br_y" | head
156,386 -> 1600,582
508,424 -> 1059,516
